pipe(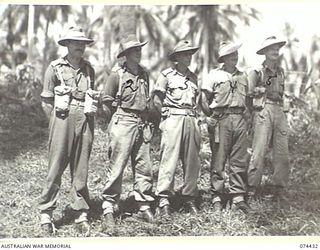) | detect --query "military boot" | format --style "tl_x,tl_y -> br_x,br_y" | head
212,201 -> 222,214
102,213 -> 115,236
160,205 -> 171,217
272,186 -> 290,209
39,211 -> 54,236
137,208 -> 155,223
74,210 -> 91,237
233,201 -> 251,214
74,221 -> 90,237
40,223 -> 54,236
185,200 -> 199,214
